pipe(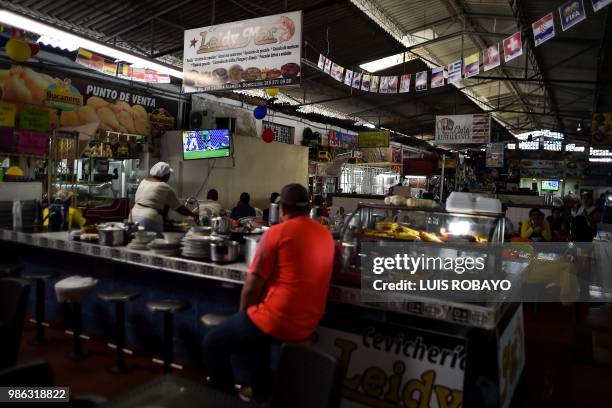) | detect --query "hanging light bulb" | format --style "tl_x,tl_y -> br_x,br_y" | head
577,121 -> 582,132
